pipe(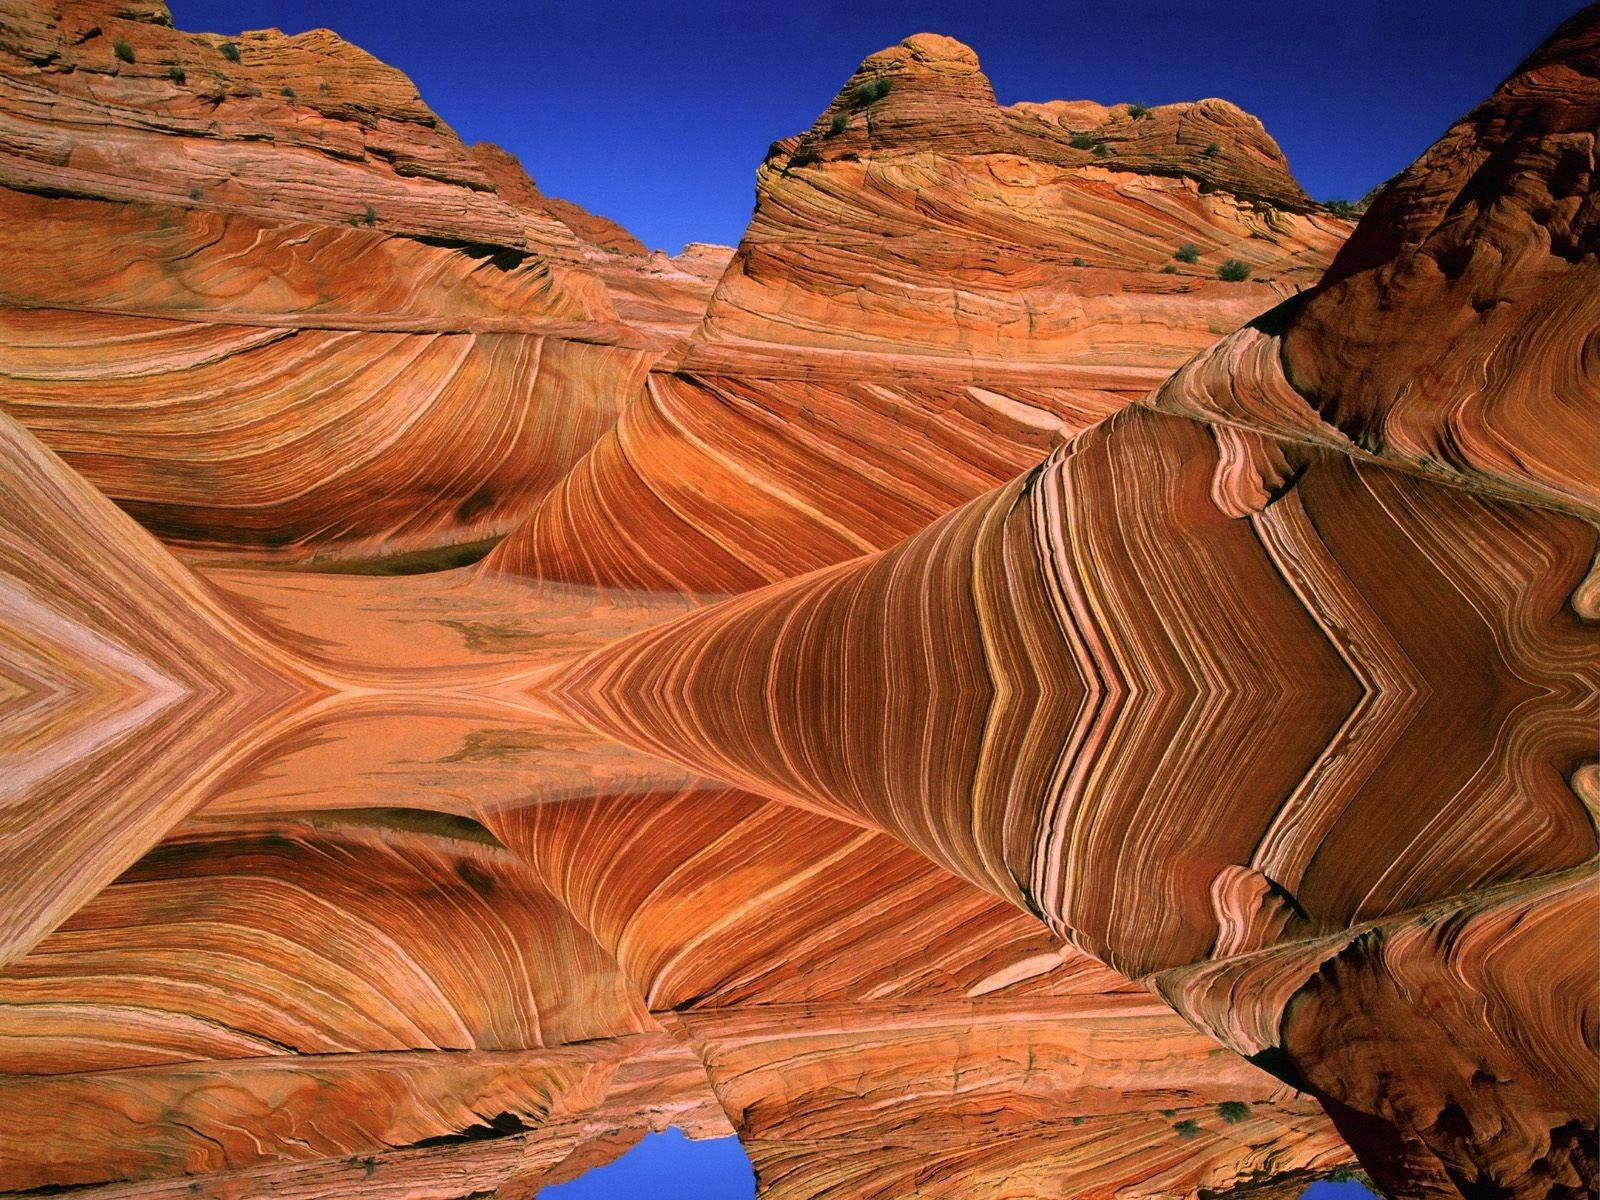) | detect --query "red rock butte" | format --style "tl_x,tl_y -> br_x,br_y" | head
0,3 -> 1594,1199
